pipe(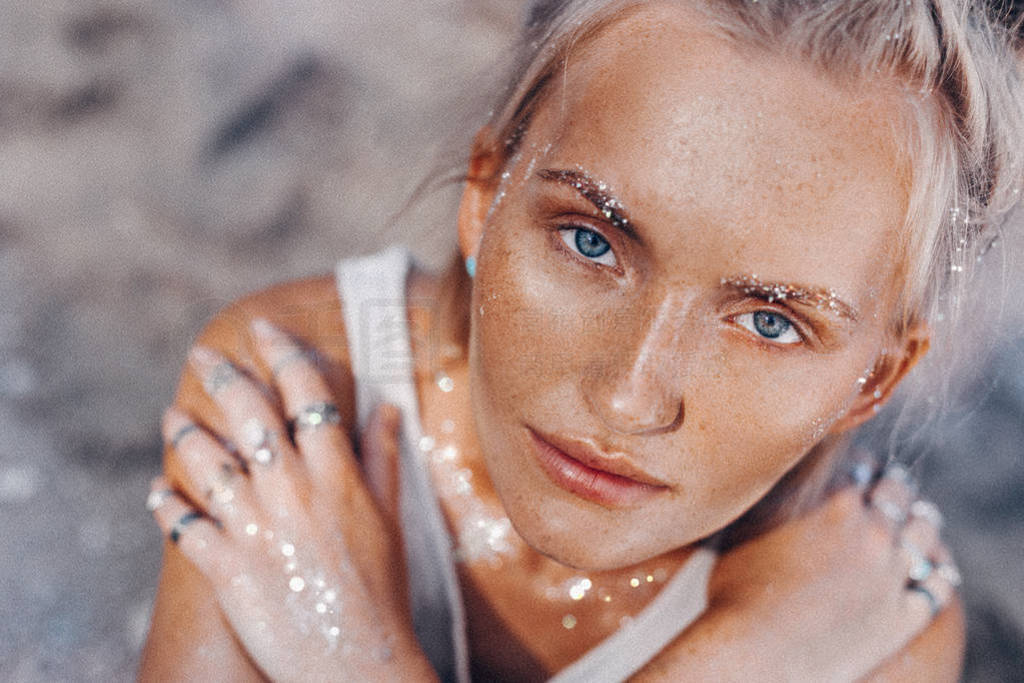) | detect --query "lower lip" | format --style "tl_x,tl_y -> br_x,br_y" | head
528,430 -> 665,508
